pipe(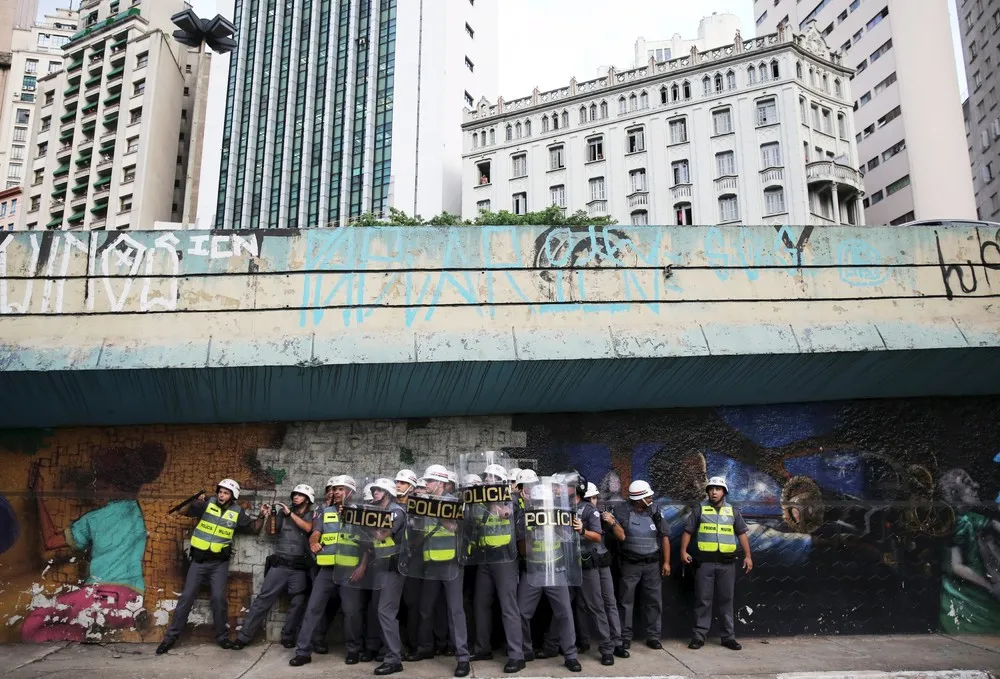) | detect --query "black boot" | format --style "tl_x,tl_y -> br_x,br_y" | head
471,651 -> 494,661
722,639 -> 743,651
614,645 -> 630,658
346,651 -> 361,665
374,662 -> 404,675
155,640 -> 173,655
564,658 -> 582,672
503,659 -> 526,673
601,653 -> 614,666
688,638 -> 704,650
230,639 -> 247,650
218,639 -> 235,650
289,655 -> 312,666
360,650 -> 376,662
646,638 -> 663,650
454,661 -> 471,677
